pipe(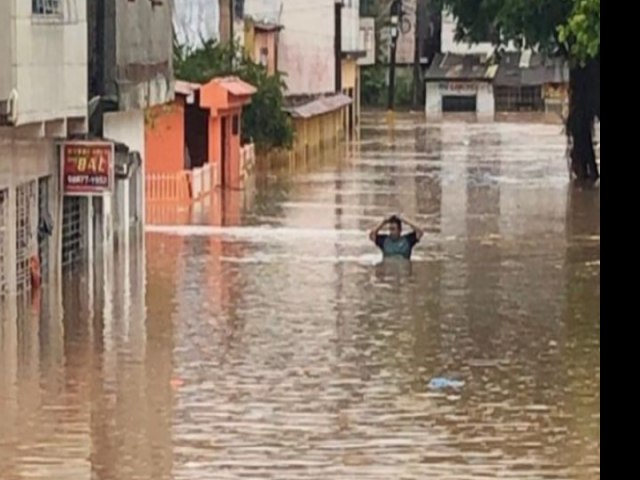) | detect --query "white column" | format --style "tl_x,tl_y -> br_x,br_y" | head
86,196 -> 94,269
476,83 -> 495,121
425,82 -> 442,120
